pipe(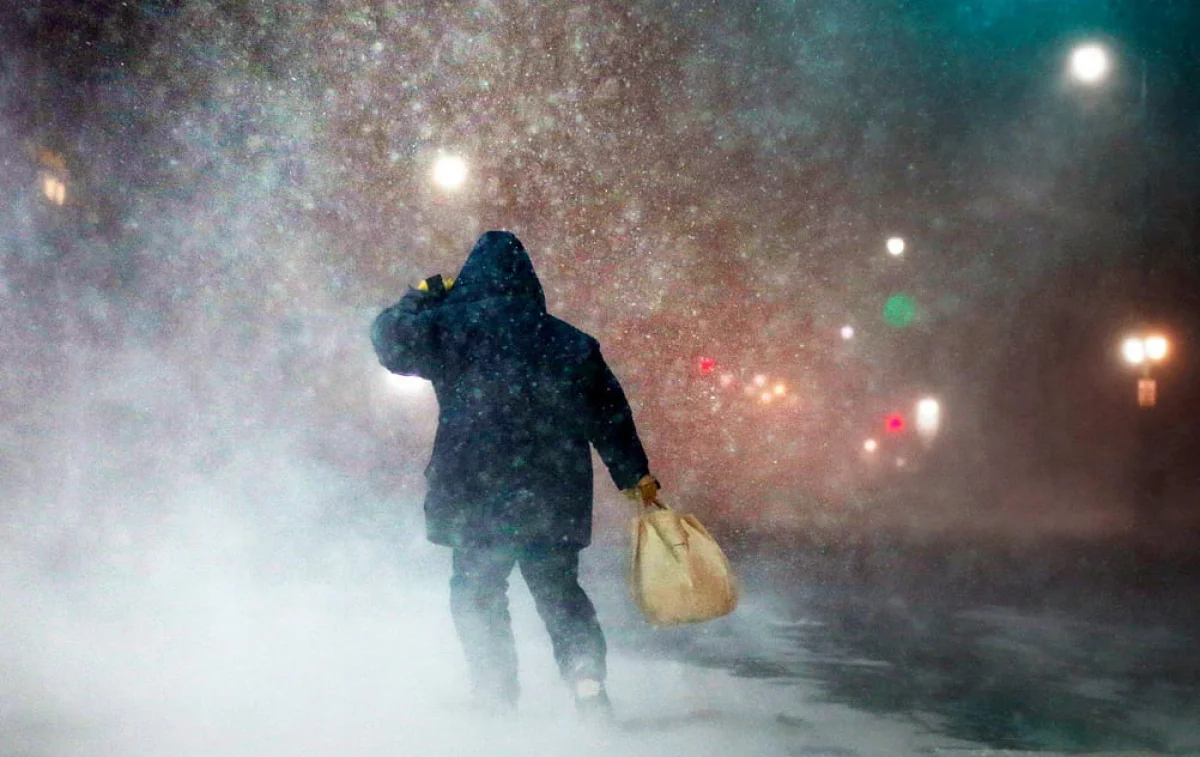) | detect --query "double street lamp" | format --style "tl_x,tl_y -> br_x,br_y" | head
1121,334 -> 1169,408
